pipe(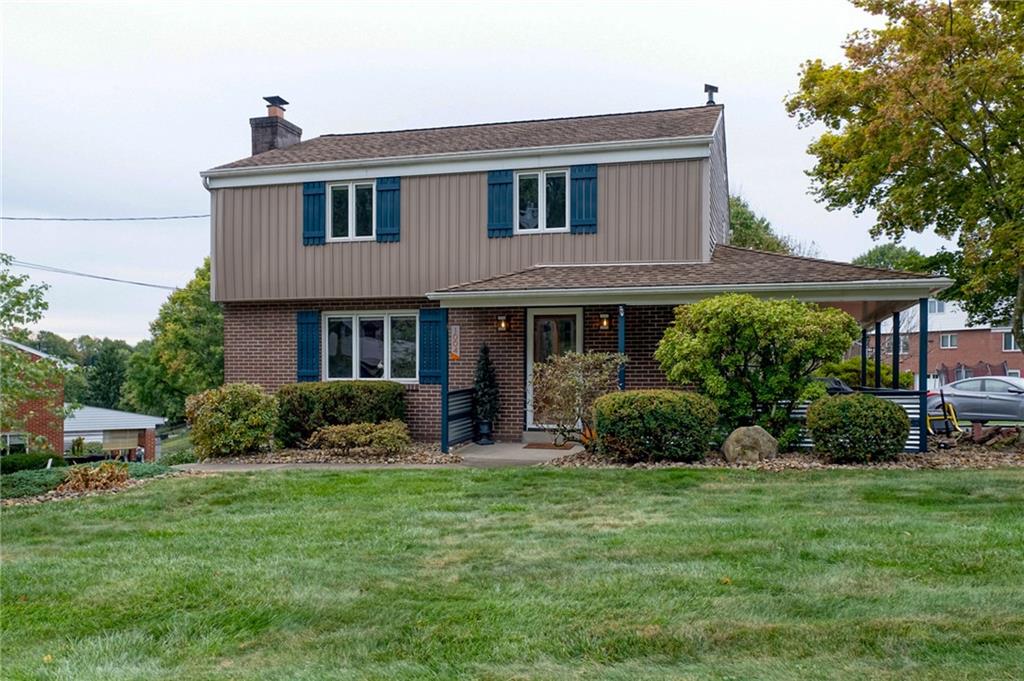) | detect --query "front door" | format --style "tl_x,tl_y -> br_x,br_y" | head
526,308 -> 583,427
